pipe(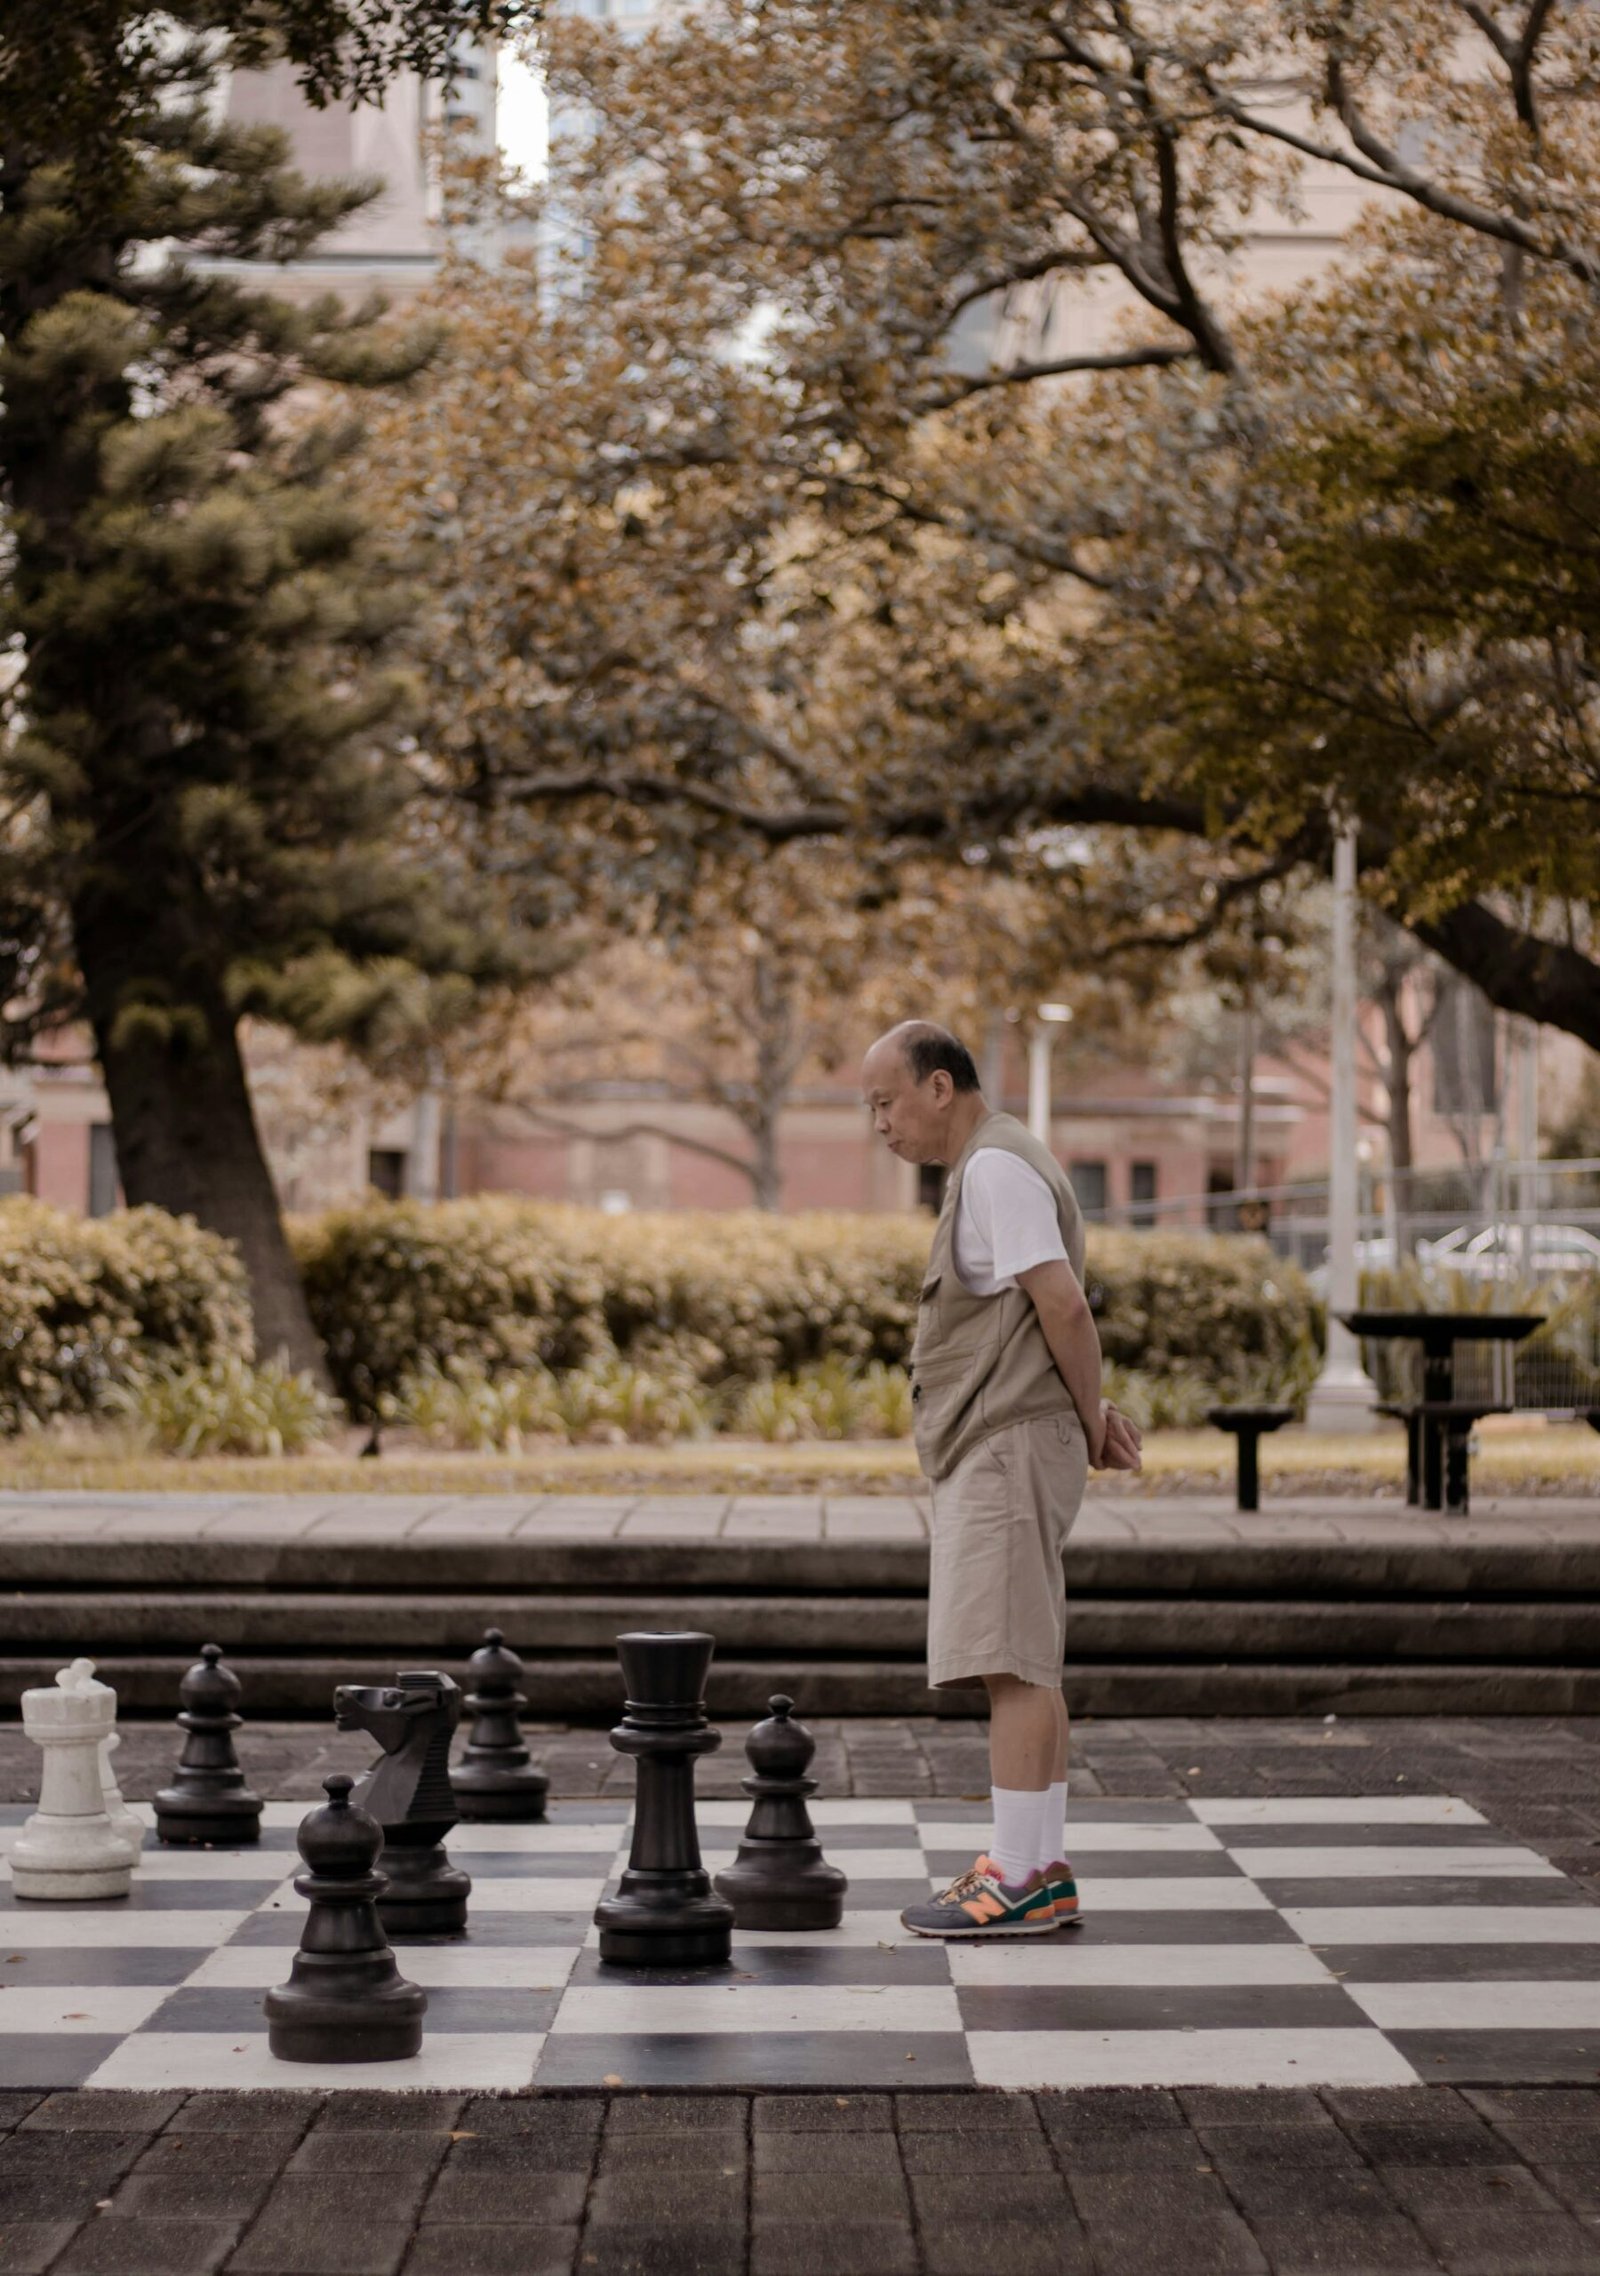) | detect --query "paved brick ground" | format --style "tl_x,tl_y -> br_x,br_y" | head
2,2081 -> 1598,2274
3,1721 -> 1600,2267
